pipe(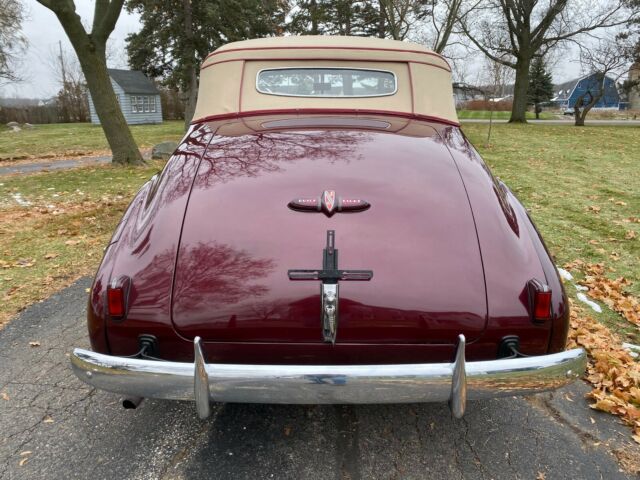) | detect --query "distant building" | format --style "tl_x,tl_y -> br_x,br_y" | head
88,69 -> 162,125
551,73 -> 621,110
0,98 -> 46,108
452,82 -> 486,108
